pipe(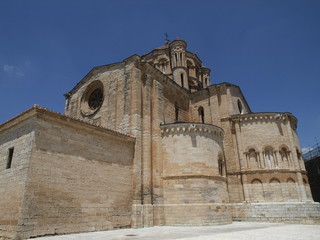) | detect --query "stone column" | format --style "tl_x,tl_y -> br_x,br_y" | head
129,67 -> 144,228
284,117 -> 307,201
233,120 -> 249,202
151,80 -> 165,225
141,75 -> 153,226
